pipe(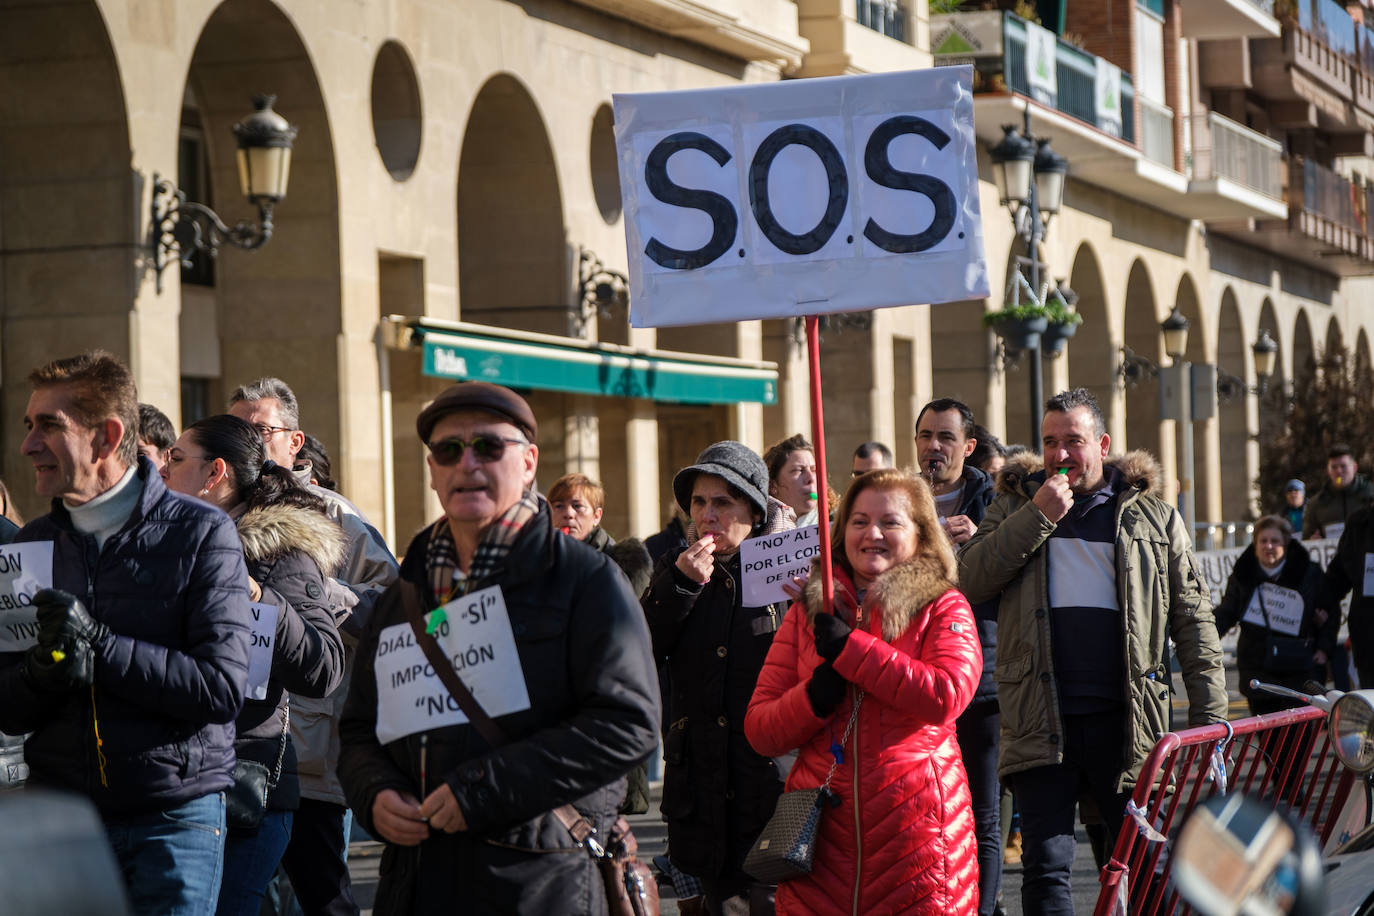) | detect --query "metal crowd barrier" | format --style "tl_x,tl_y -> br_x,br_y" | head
1092,706 -> 1357,916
